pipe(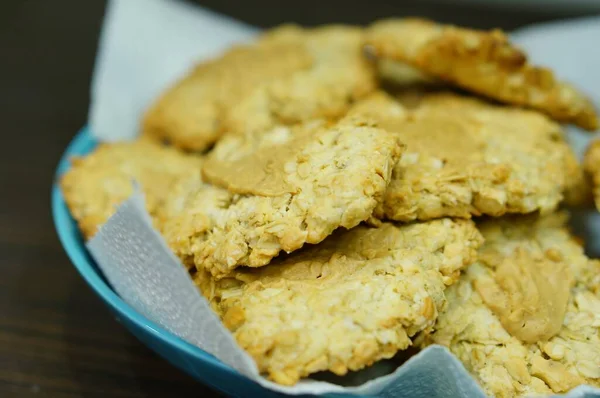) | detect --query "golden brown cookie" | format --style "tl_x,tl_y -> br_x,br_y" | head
421,214 -> 600,397
142,27 -> 312,151
160,115 -> 403,278
365,18 -> 598,130
584,139 -> 600,210
60,138 -> 202,239
143,25 -> 376,151
197,218 -> 483,385
349,91 -> 581,222
223,25 -> 377,136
